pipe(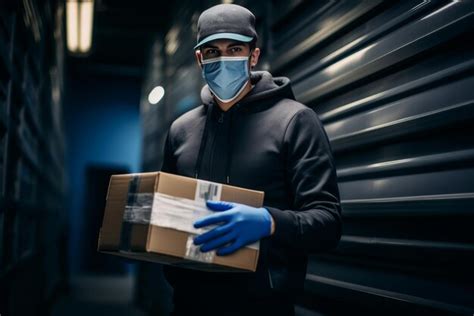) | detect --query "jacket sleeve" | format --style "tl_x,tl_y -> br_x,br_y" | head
265,107 -> 342,253
160,128 -> 177,174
